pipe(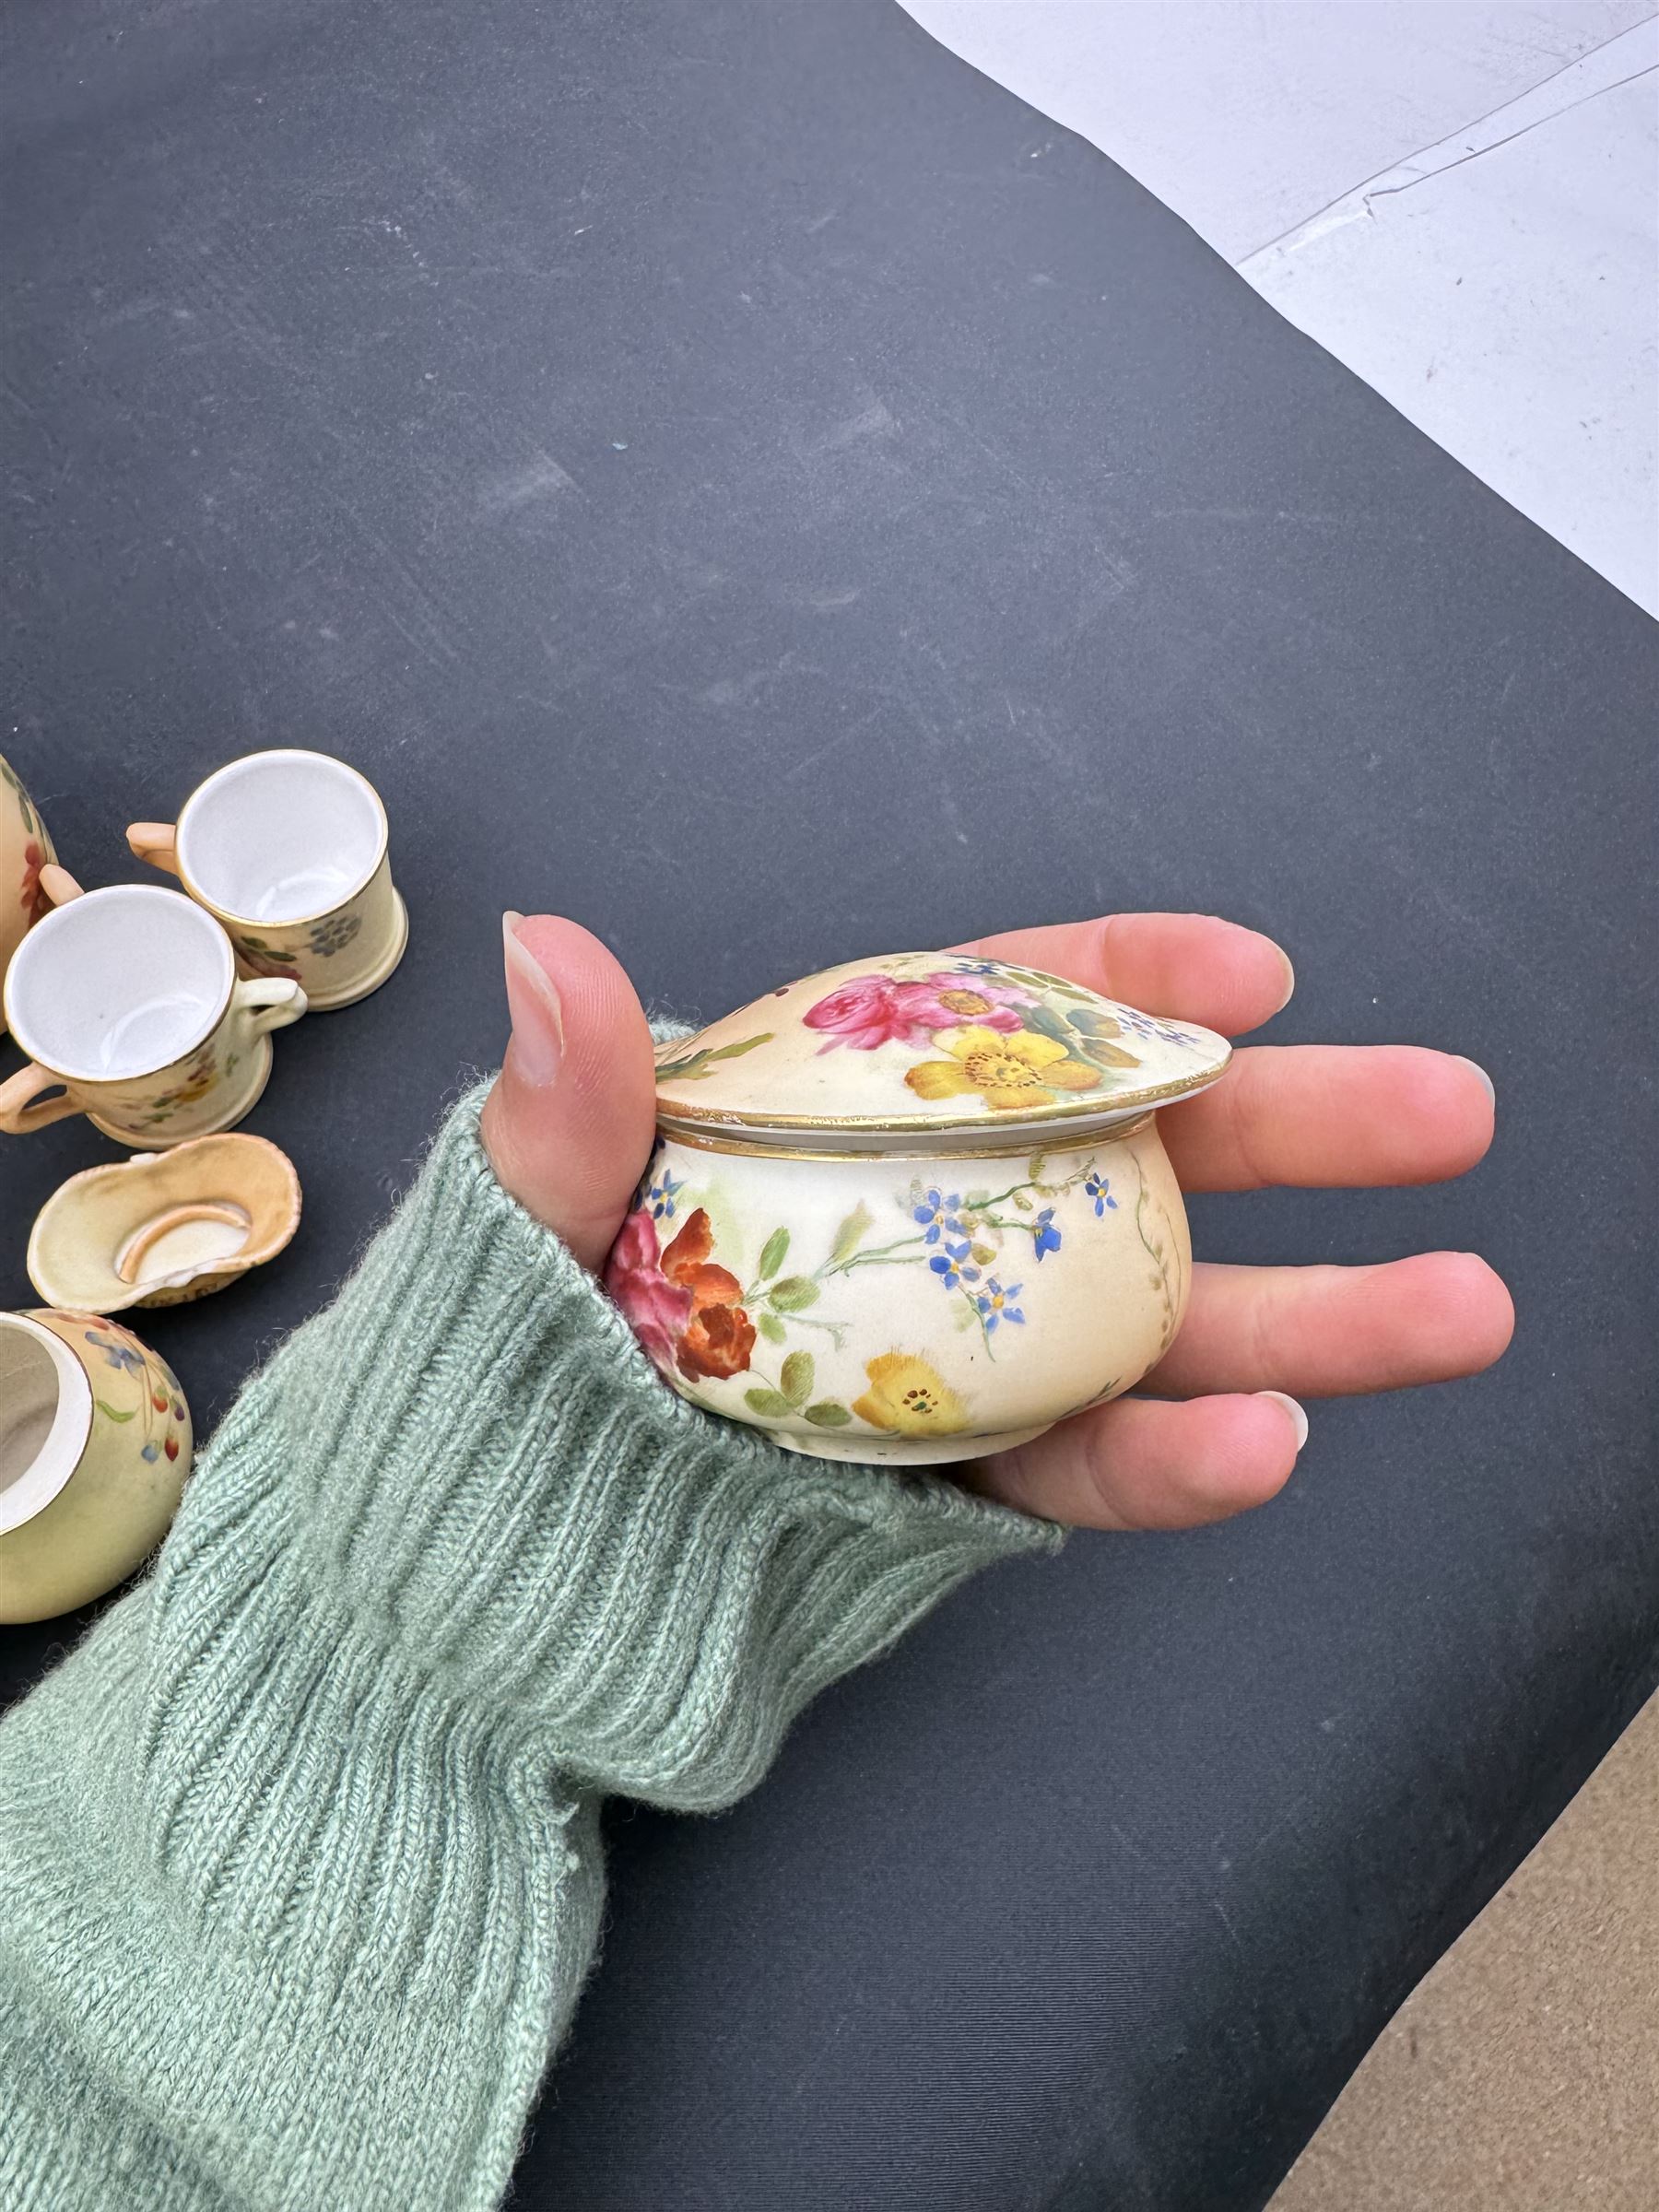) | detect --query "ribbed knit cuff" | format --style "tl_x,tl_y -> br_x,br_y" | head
1,1075 -> 1060,2212
146,1083 -> 1058,1830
